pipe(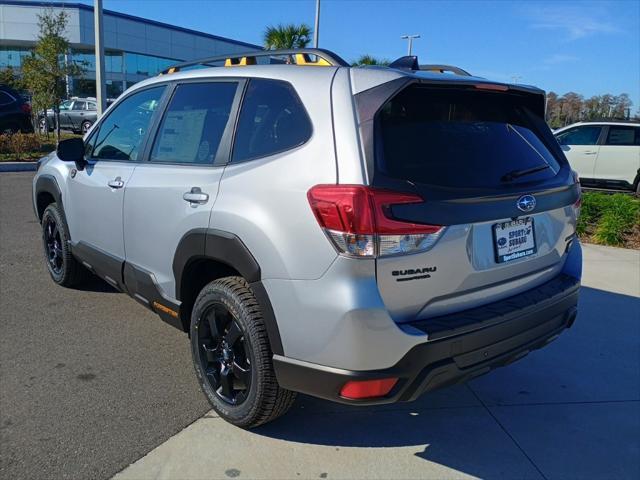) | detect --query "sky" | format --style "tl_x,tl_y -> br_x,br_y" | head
78,0 -> 639,111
